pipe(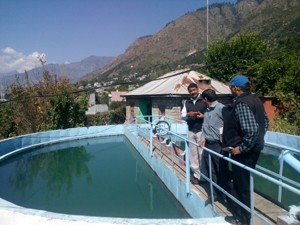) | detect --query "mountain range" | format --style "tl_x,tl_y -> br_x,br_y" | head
2,0 -> 299,88
0,56 -> 114,87
82,0 -> 300,83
